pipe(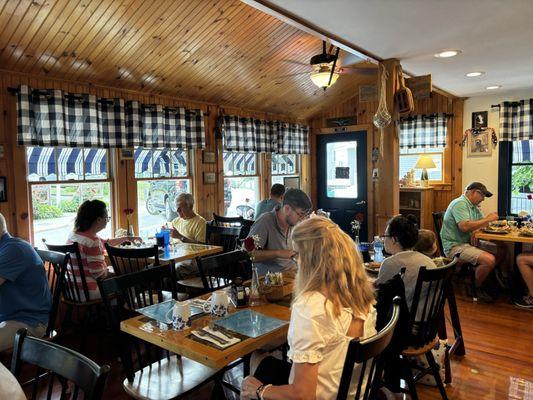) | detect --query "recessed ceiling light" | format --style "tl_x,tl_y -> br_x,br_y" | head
434,50 -> 461,58
486,85 -> 501,90
466,71 -> 484,77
